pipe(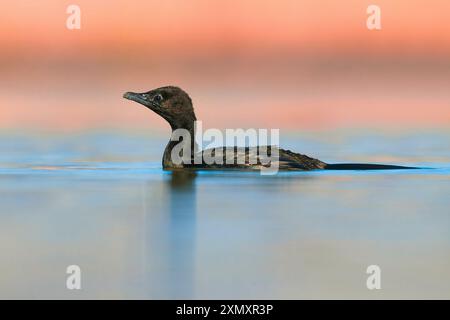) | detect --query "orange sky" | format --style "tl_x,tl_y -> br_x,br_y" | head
2,0 -> 450,55
0,0 -> 449,130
